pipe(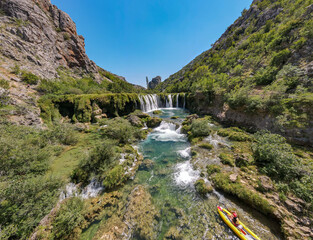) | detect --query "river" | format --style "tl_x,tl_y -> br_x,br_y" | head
134,108 -> 281,239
